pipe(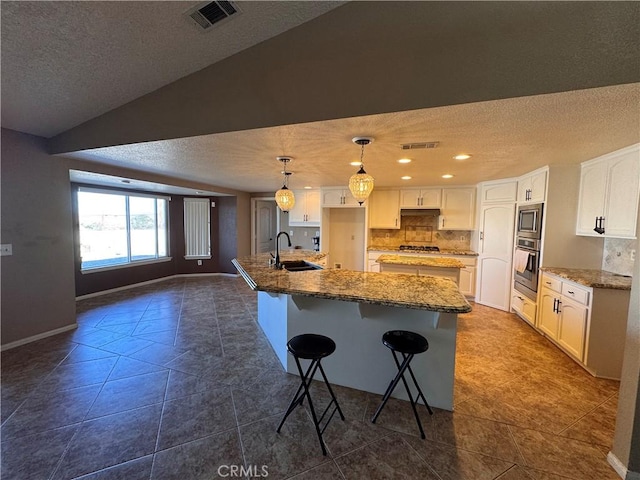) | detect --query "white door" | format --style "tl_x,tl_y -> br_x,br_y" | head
256,200 -> 276,253
476,204 -> 515,310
